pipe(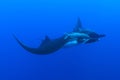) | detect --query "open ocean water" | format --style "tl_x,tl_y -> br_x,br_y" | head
0,0 -> 120,80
